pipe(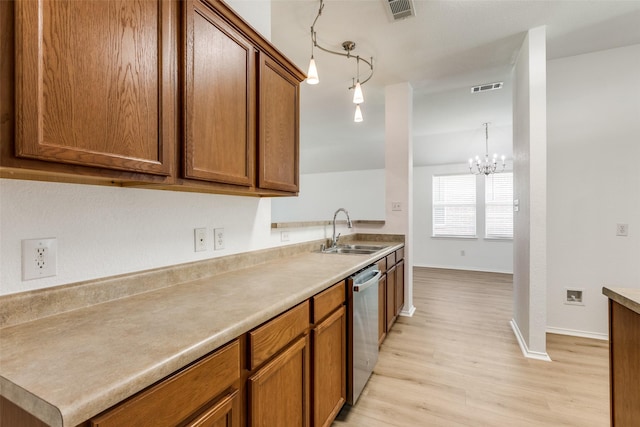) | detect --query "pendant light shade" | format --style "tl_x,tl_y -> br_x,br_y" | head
306,57 -> 319,85
354,104 -> 363,123
352,81 -> 364,104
